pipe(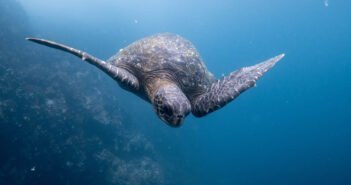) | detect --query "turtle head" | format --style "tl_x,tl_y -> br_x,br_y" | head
152,83 -> 191,127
